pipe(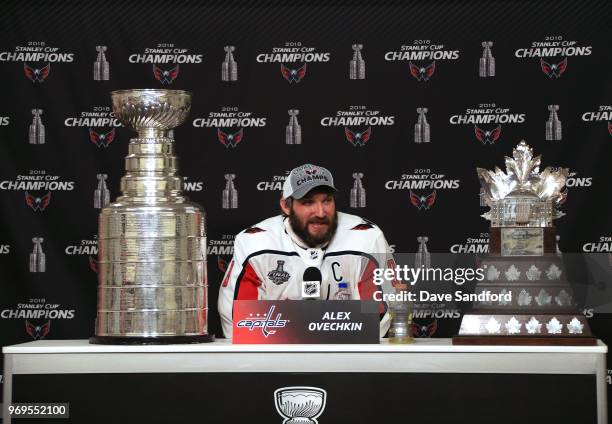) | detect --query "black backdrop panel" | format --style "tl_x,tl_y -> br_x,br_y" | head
0,0 -> 611,413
